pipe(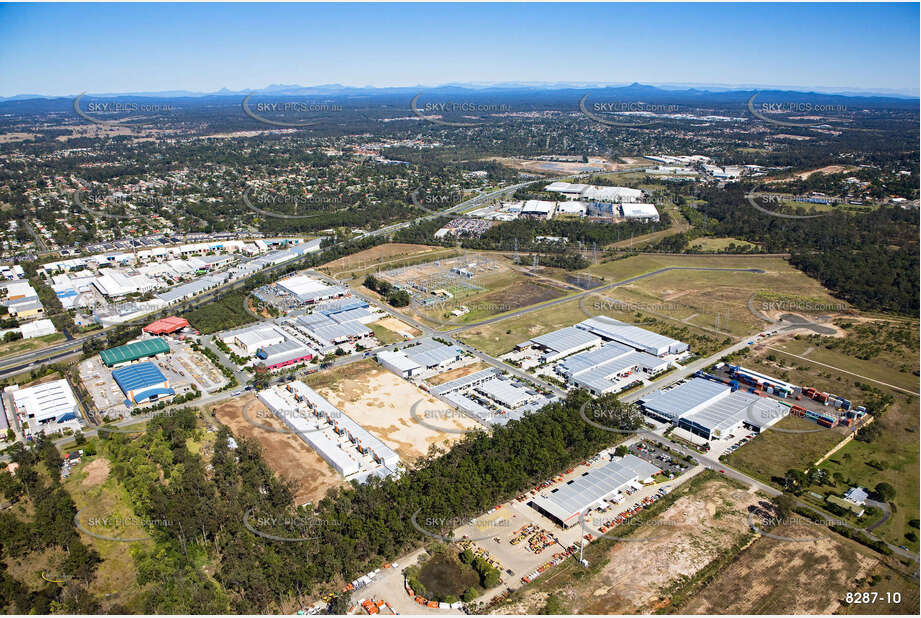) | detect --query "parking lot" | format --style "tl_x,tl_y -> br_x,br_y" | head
630,439 -> 692,478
